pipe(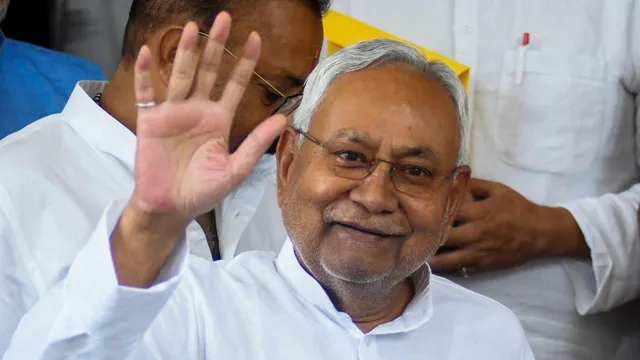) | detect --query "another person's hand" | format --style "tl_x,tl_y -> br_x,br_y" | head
112,13 -> 286,287
429,178 -> 588,276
